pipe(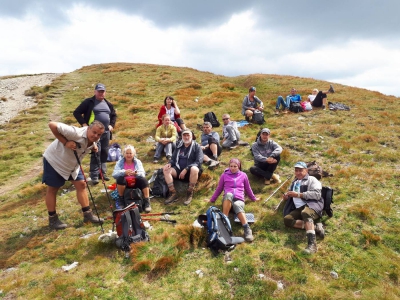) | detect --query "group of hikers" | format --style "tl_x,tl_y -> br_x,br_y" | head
42,82 -> 334,254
